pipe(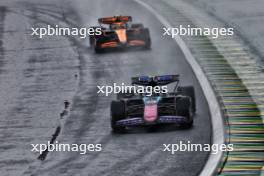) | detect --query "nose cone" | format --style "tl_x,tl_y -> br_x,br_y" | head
144,104 -> 158,122
115,29 -> 127,43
